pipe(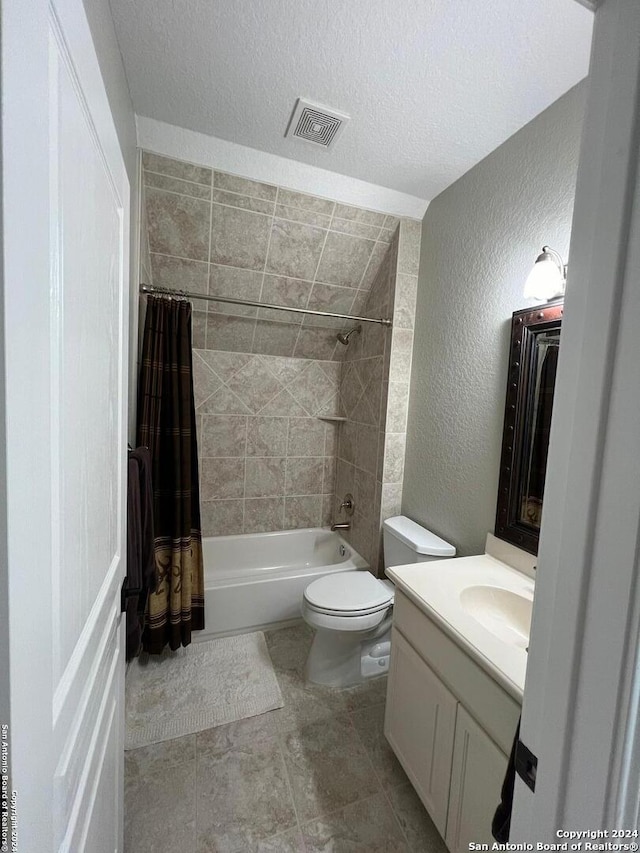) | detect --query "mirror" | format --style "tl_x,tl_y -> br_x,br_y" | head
495,301 -> 563,555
